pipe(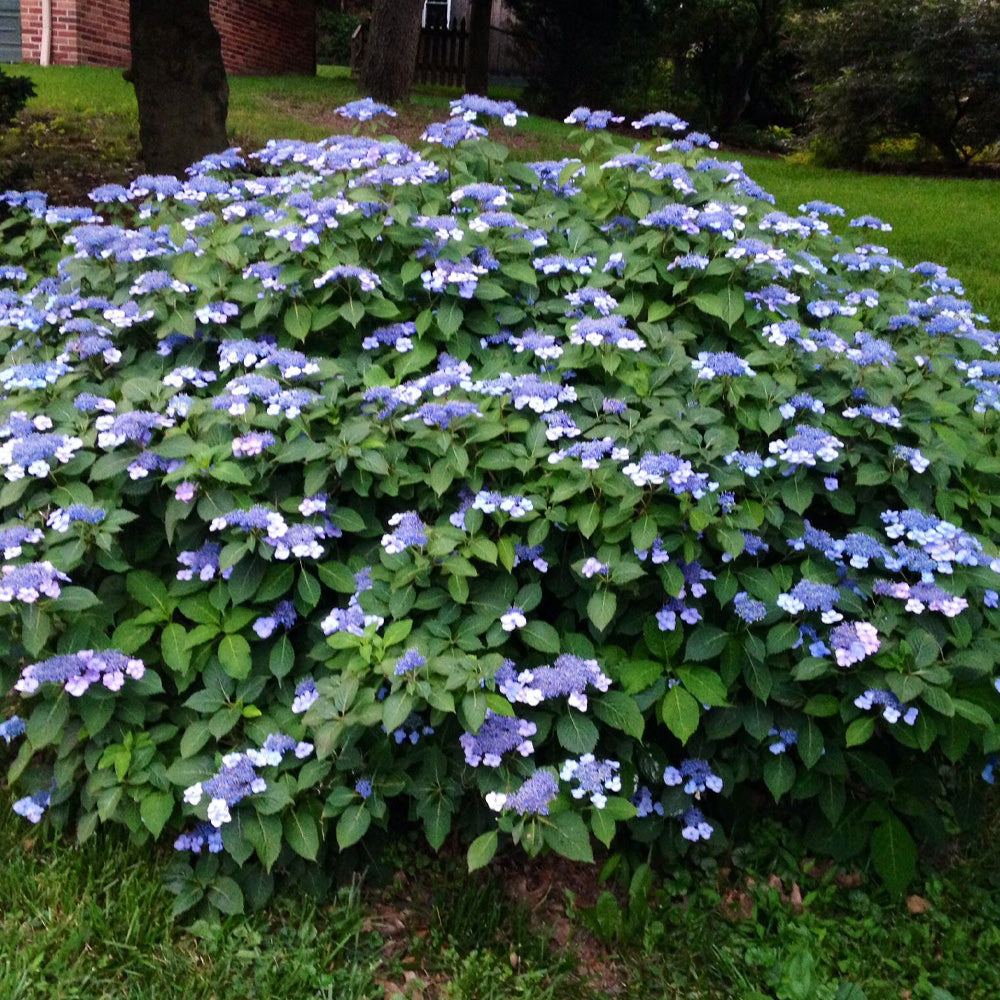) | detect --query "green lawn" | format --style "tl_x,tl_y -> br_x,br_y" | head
4,798 -> 1000,999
